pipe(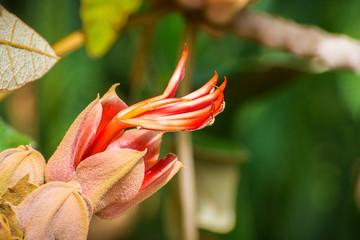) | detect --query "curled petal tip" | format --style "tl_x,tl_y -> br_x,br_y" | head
101,84 -> 120,99
112,83 -> 120,88
219,77 -> 227,91
110,83 -> 120,90
212,72 -> 218,82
